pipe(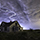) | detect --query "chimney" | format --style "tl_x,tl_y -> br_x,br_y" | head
10,21 -> 12,22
